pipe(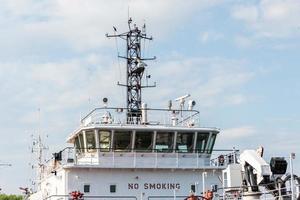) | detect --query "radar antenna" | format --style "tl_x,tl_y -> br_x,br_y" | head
106,18 -> 156,124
